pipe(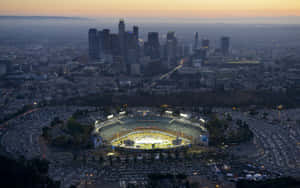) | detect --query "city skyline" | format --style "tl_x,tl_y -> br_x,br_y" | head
1,0 -> 300,18
1,1 -> 300,188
